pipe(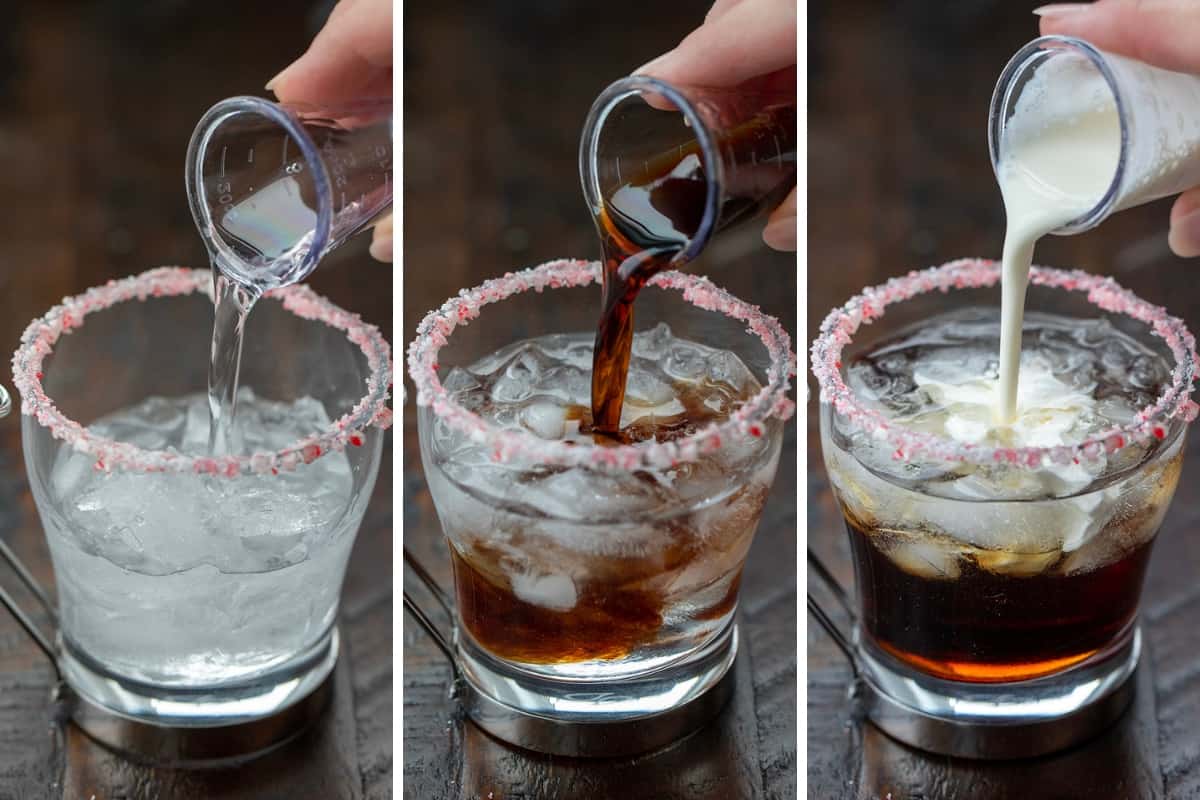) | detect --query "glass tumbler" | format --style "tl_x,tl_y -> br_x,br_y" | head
809,258 -> 1197,759
407,259 -> 795,757
10,268 -> 391,762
